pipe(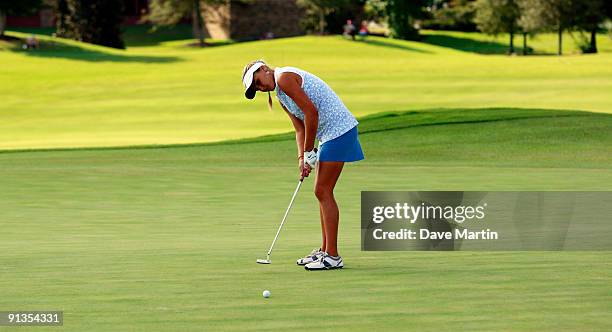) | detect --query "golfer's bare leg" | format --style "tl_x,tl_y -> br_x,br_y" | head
315,162 -> 327,252
319,205 -> 326,252
314,161 -> 344,257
